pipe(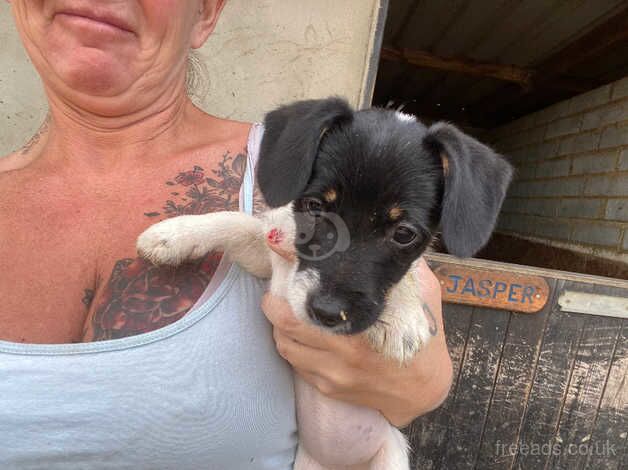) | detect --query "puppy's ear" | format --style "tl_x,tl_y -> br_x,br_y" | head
258,97 -> 353,207
424,122 -> 513,258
